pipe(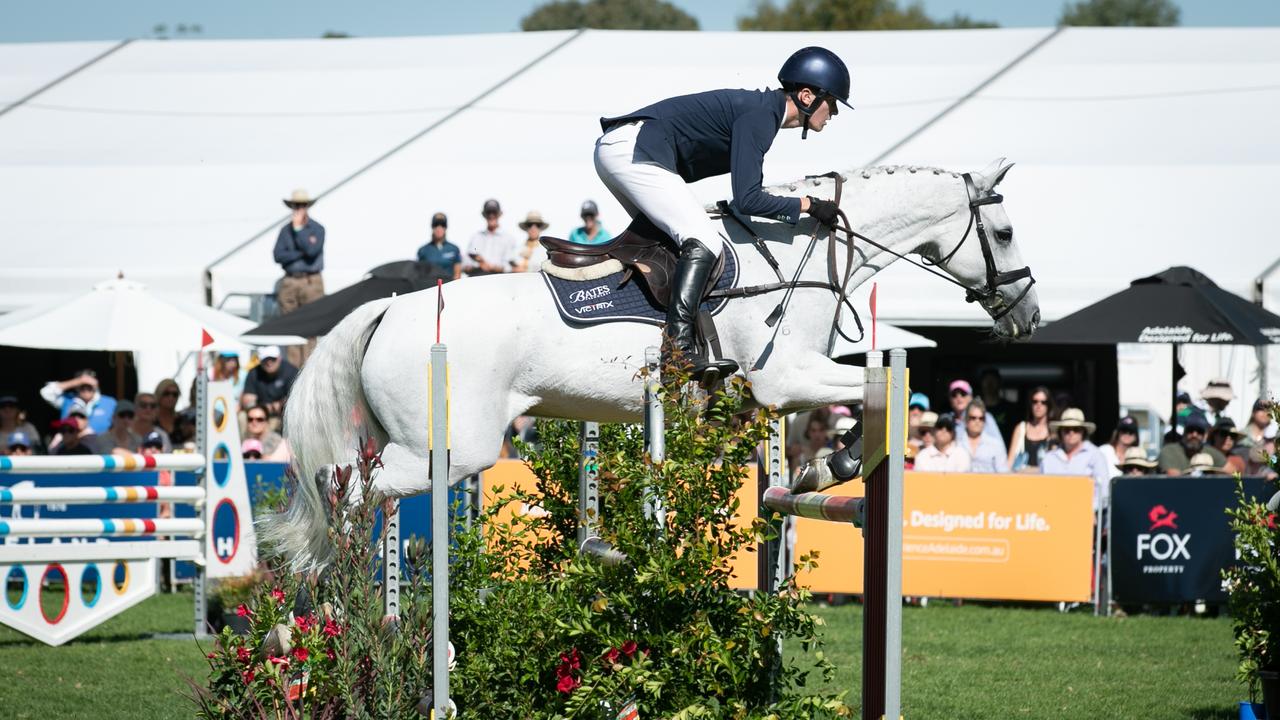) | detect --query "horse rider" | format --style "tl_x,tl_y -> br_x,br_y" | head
595,46 -> 851,386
